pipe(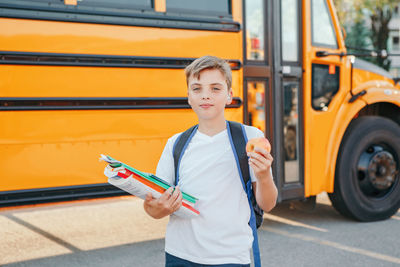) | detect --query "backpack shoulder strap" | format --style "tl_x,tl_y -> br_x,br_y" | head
172,125 -> 198,186
227,121 -> 262,267
227,121 -> 250,186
